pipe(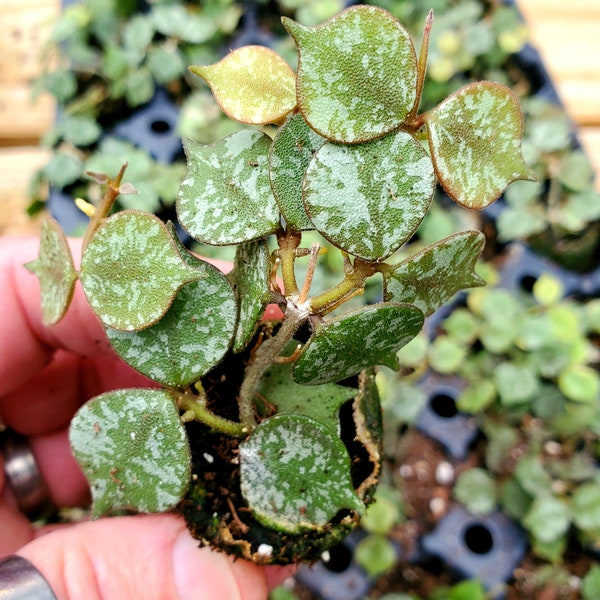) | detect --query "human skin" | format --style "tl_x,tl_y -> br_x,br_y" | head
0,236 -> 291,600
